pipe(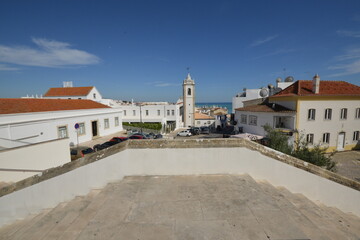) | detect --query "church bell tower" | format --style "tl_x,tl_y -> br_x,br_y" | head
183,73 -> 195,127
